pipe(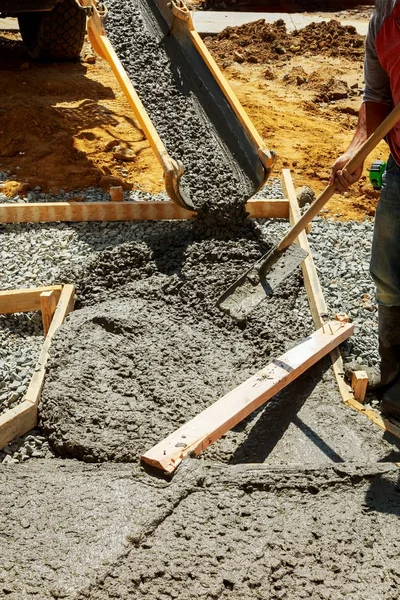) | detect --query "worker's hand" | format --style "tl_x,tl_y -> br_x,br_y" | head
330,153 -> 363,193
